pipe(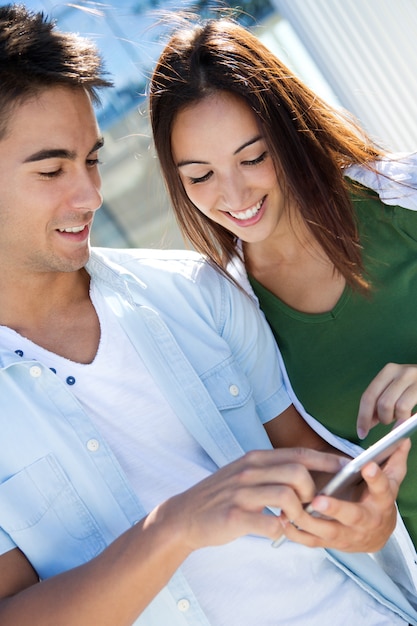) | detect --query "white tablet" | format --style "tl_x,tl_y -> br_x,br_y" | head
309,412 -> 417,504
